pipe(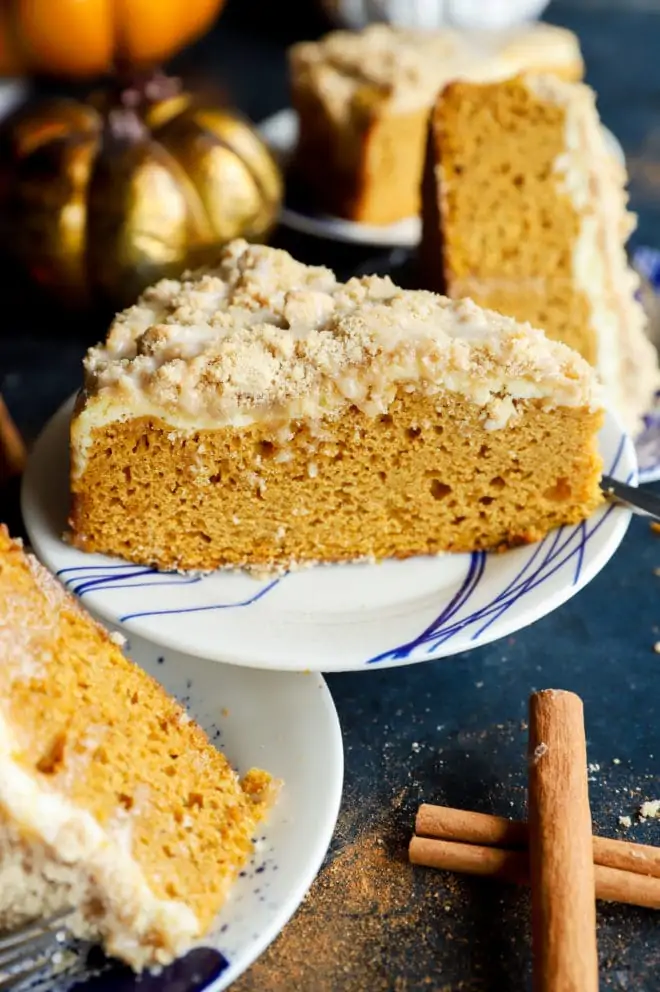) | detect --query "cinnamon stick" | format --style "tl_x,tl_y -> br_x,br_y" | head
415,803 -> 660,879
409,836 -> 660,910
528,689 -> 598,992
411,835 -> 527,884
0,394 -> 26,482
416,804 -> 527,847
